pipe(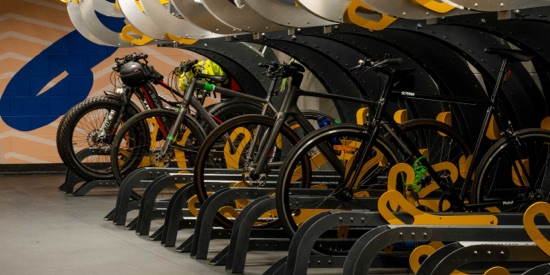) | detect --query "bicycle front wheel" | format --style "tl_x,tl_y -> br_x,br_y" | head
471,128 -> 550,212
110,109 -> 206,187
56,95 -> 140,181
193,114 -> 304,229
276,124 -> 400,246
